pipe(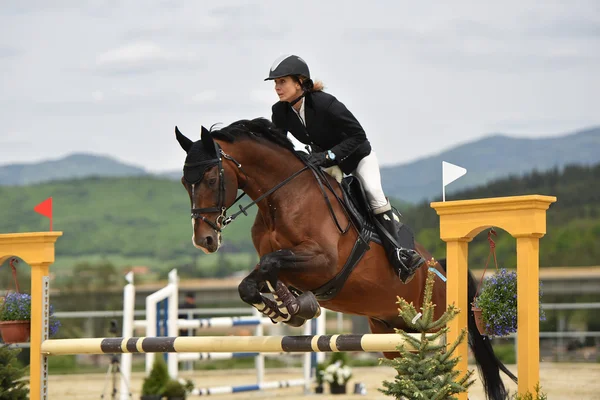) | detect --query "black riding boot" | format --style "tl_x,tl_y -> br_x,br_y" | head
374,209 -> 426,283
